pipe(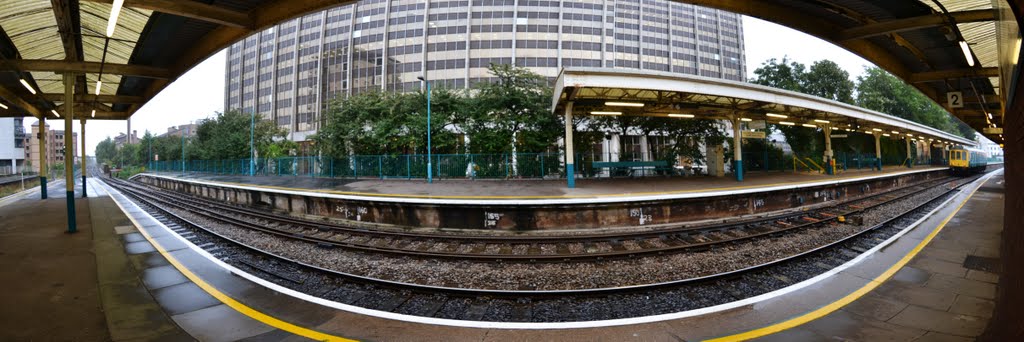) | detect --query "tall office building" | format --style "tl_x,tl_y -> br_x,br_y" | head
225,0 -> 746,142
